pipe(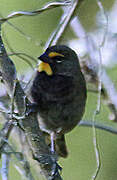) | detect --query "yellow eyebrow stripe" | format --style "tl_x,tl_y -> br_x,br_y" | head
48,52 -> 64,58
